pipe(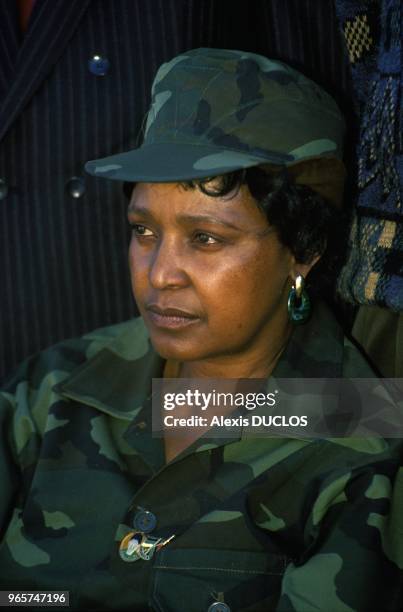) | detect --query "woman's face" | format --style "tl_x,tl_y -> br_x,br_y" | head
128,182 -> 301,364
